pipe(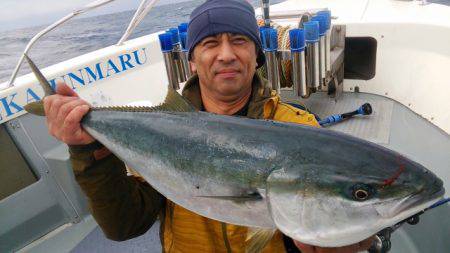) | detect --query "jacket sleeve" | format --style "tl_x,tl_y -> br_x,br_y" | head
263,95 -> 321,127
69,143 -> 165,241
